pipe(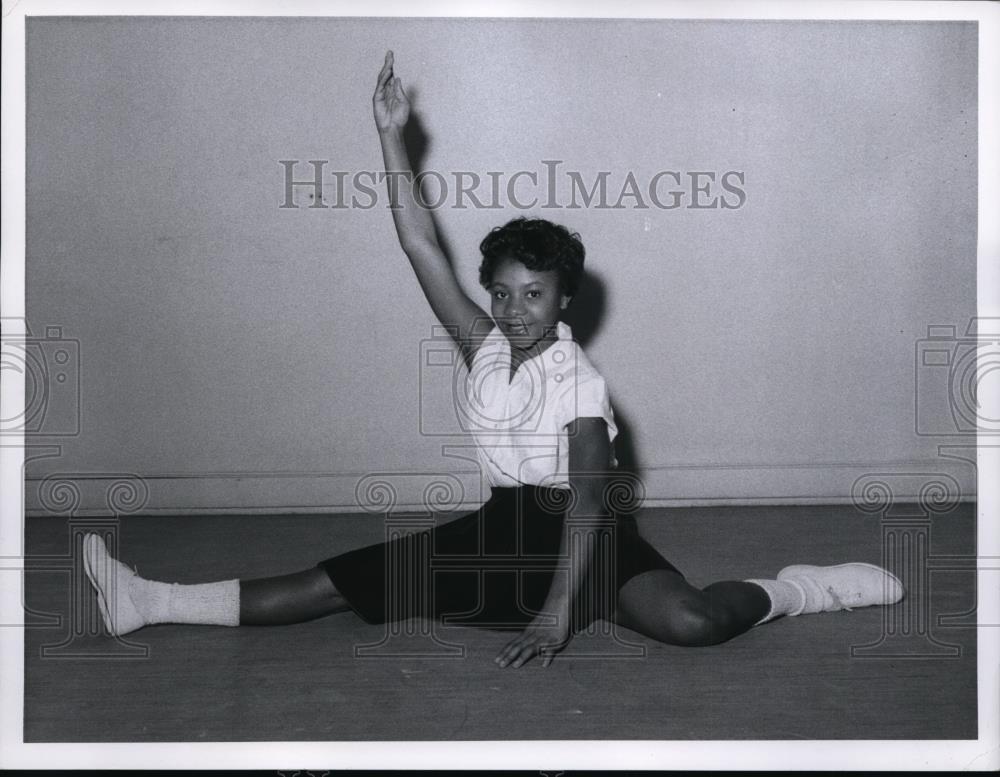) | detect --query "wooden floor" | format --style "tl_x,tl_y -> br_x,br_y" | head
23,504 -> 977,741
